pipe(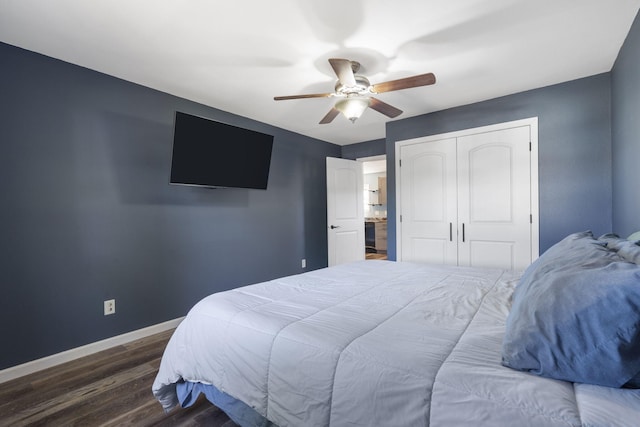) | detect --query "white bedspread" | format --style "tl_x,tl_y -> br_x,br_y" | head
152,260 -> 640,426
